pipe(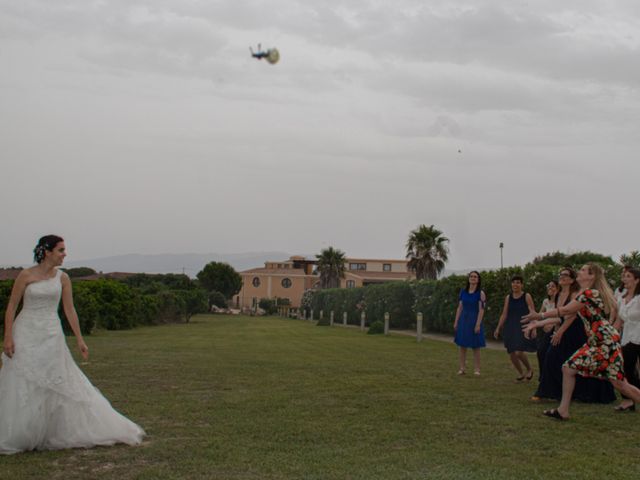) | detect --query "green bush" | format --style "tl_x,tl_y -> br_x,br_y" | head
367,320 -> 384,335
259,298 -> 277,315
209,290 -> 228,309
